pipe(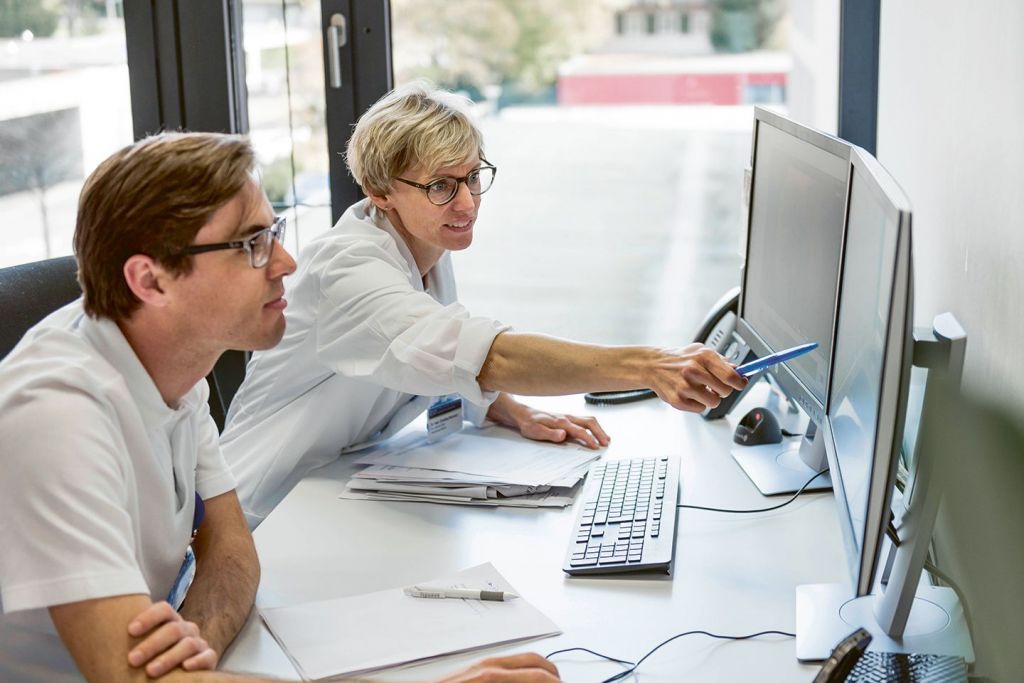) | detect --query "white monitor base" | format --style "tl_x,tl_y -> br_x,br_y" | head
795,583 -> 974,662
731,441 -> 832,495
